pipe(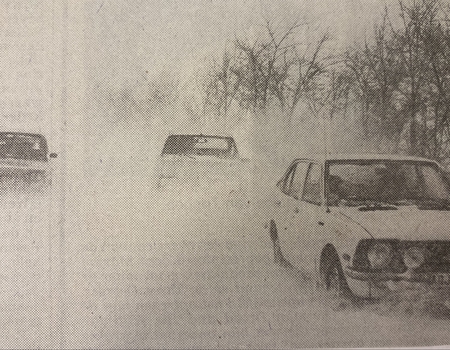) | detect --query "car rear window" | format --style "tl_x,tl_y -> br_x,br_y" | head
0,133 -> 48,161
162,135 -> 237,158
192,137 -> 229,150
